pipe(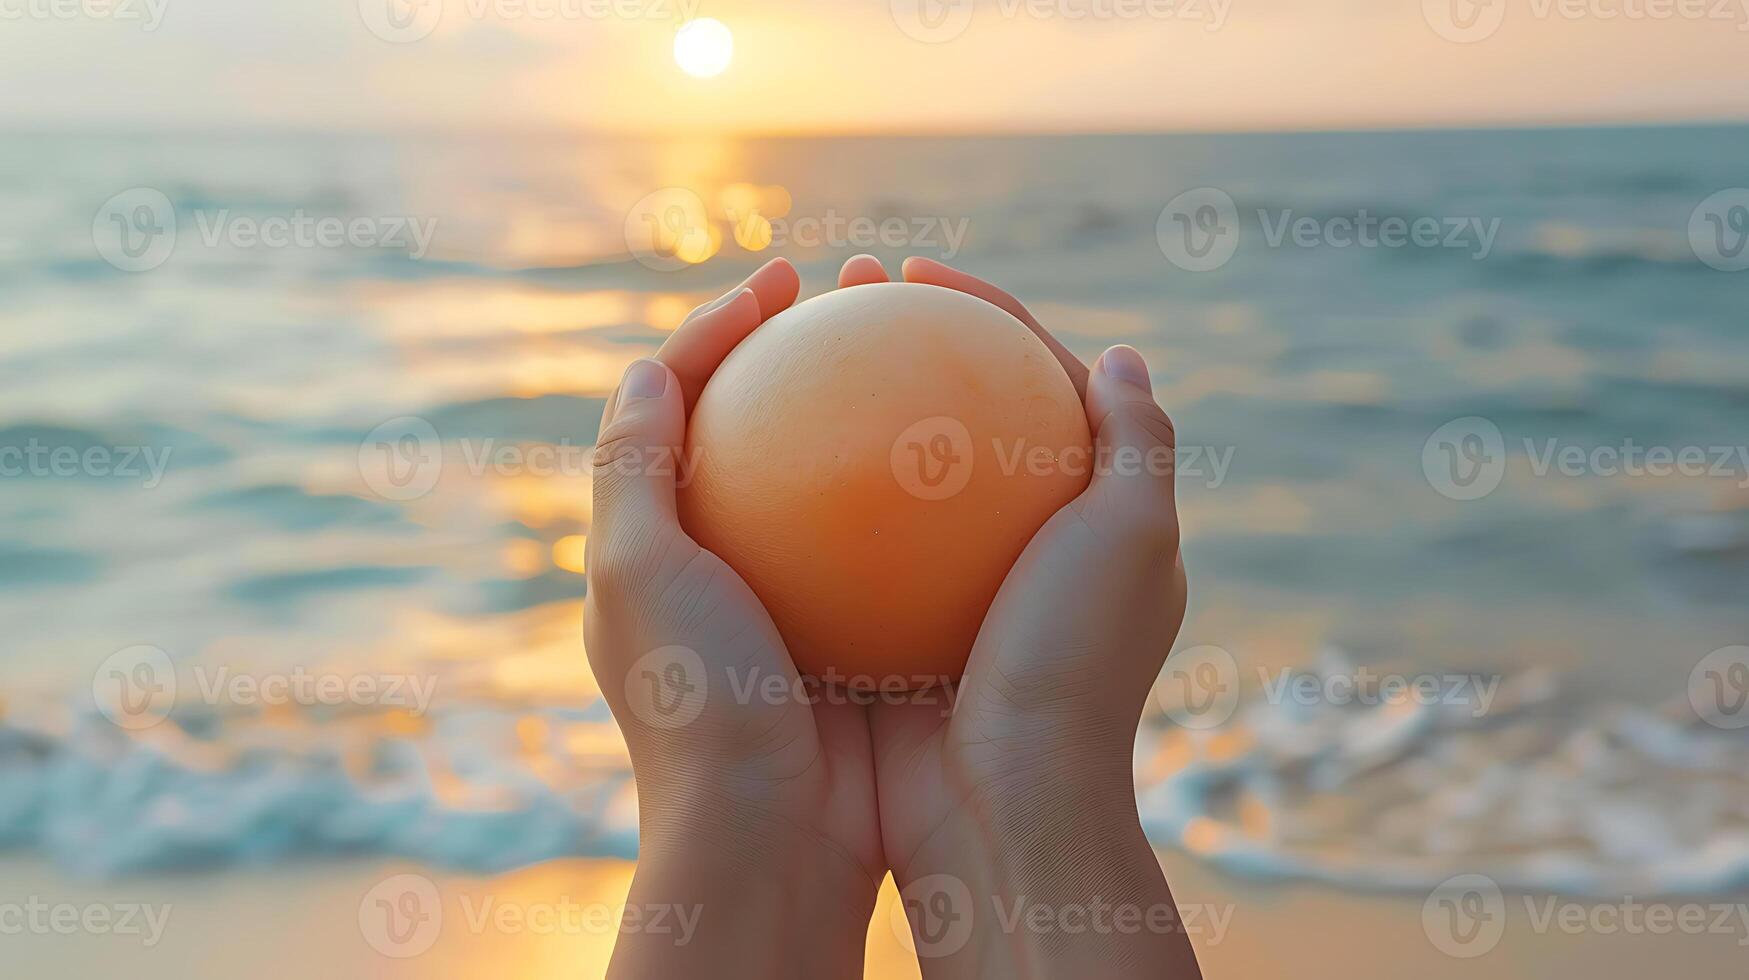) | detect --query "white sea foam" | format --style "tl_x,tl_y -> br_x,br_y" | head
3,655 -> 1745,894
1139,654 -> 1749,897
